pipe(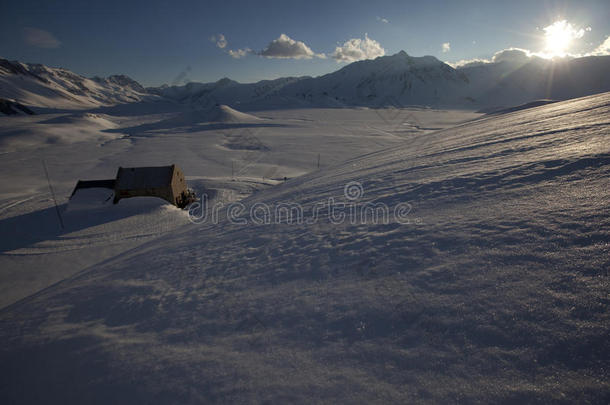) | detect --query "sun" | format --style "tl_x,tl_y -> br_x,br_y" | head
543,20 -> 585,58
